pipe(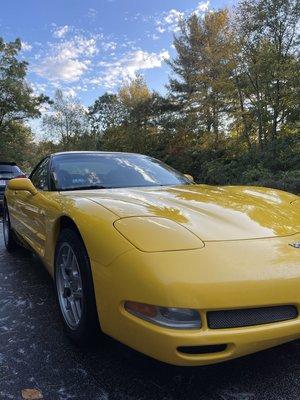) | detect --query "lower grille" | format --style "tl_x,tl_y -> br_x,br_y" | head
207,305 -> 298,329
178,344 -> 227,355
